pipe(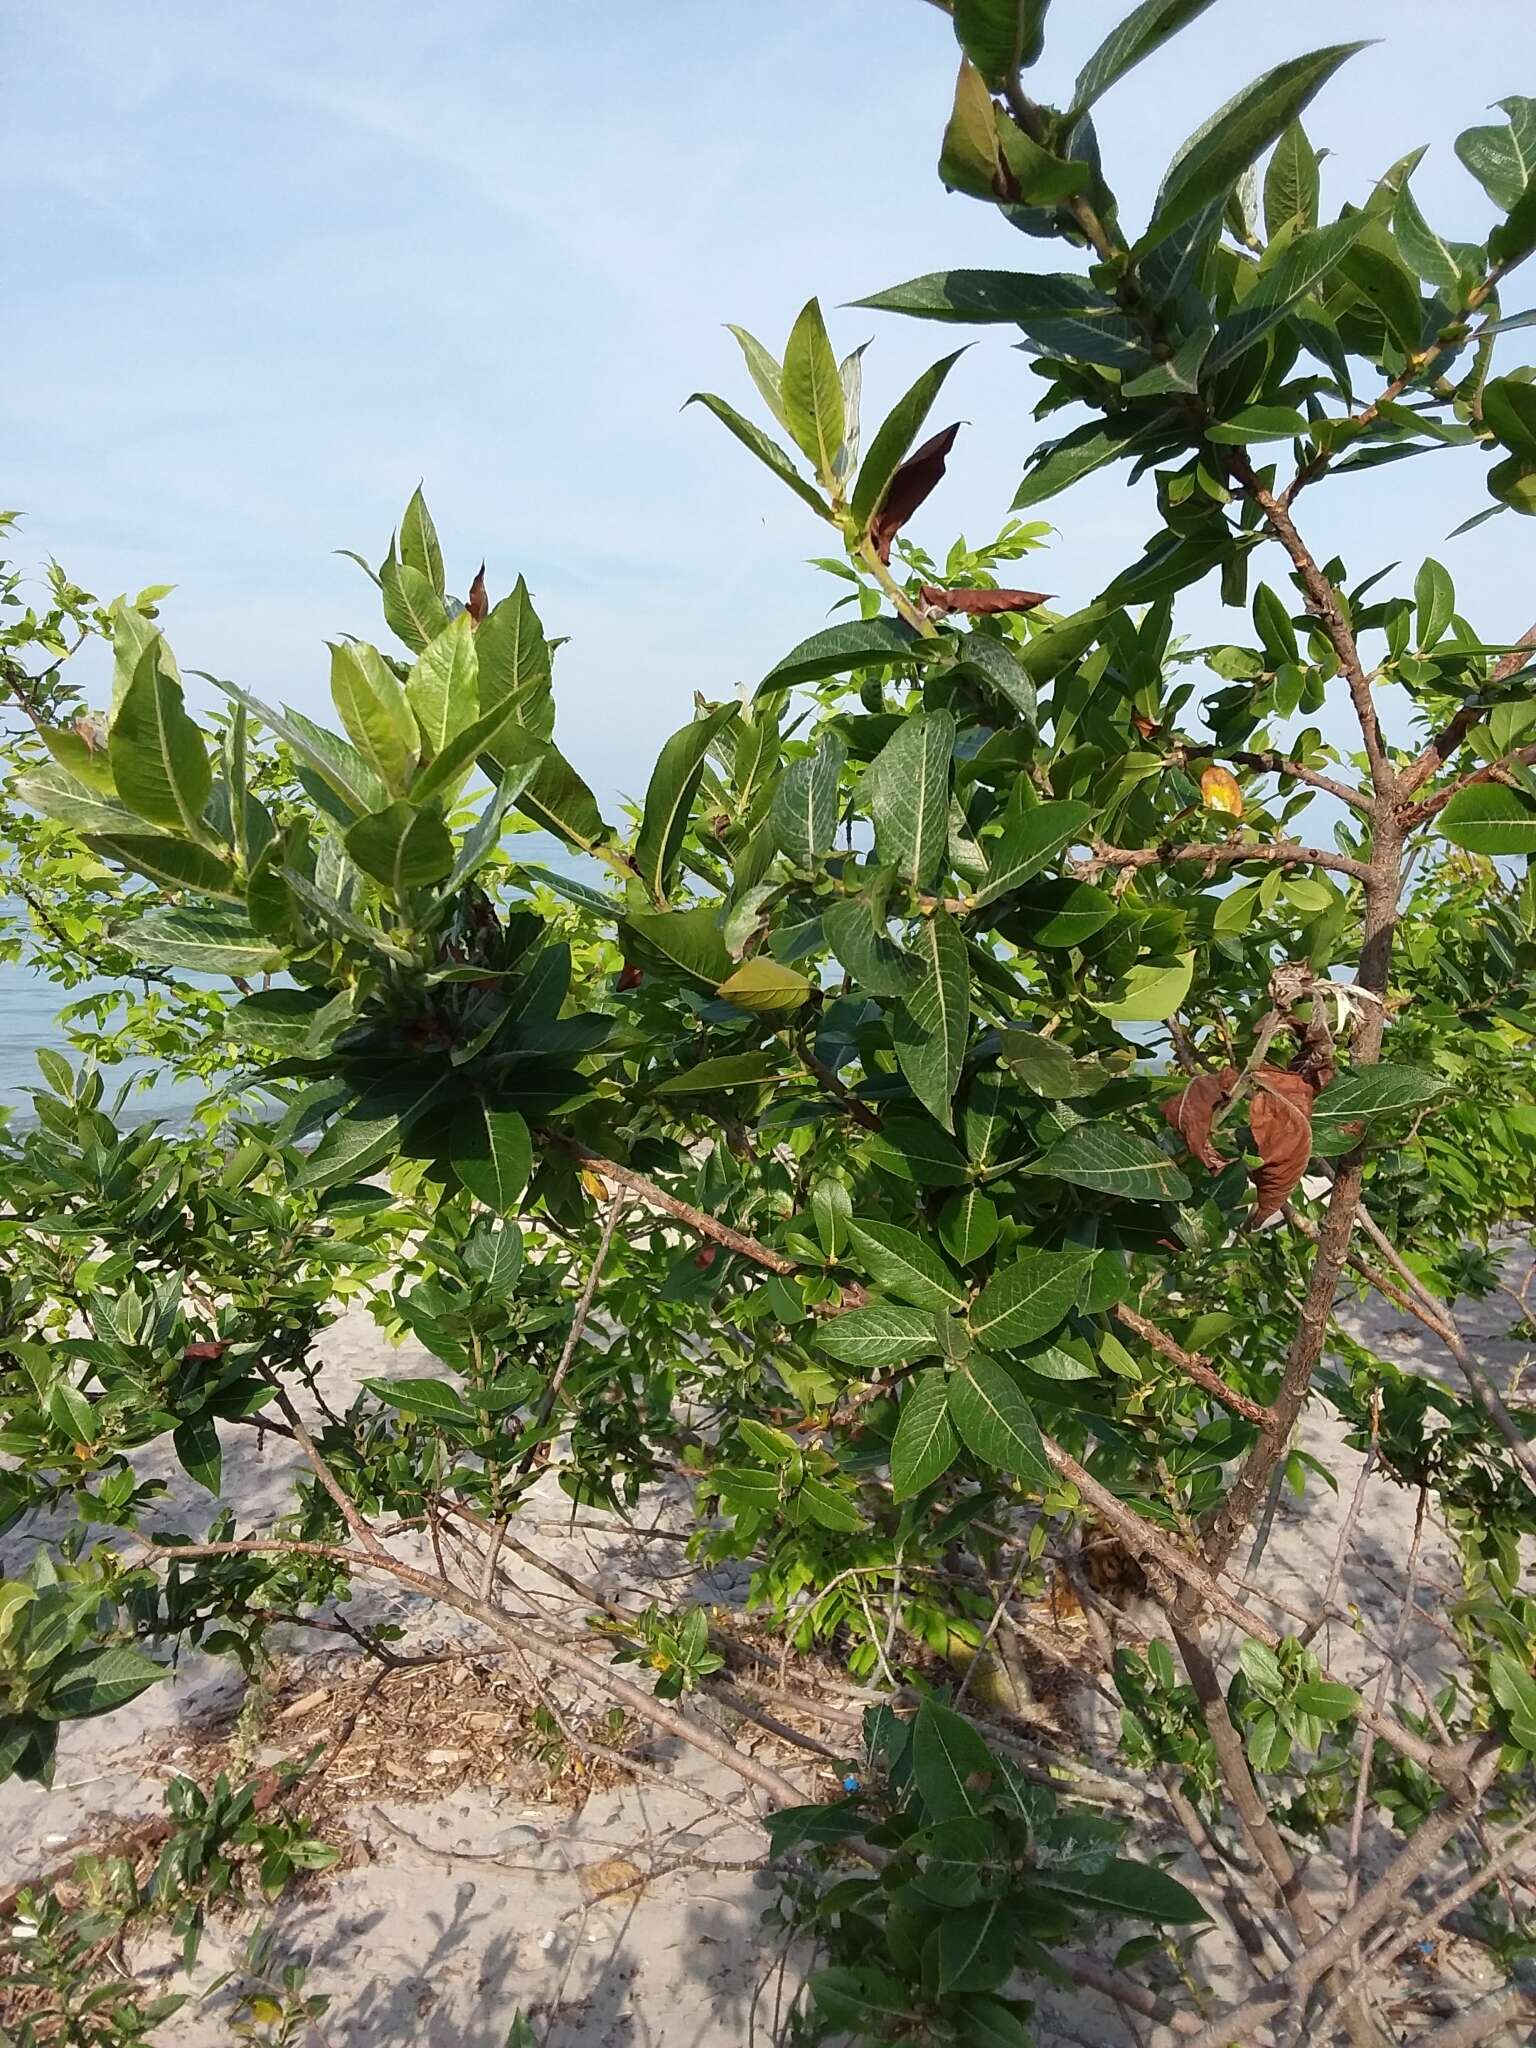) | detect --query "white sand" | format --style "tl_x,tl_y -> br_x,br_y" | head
4,1253 -> 1532,2045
